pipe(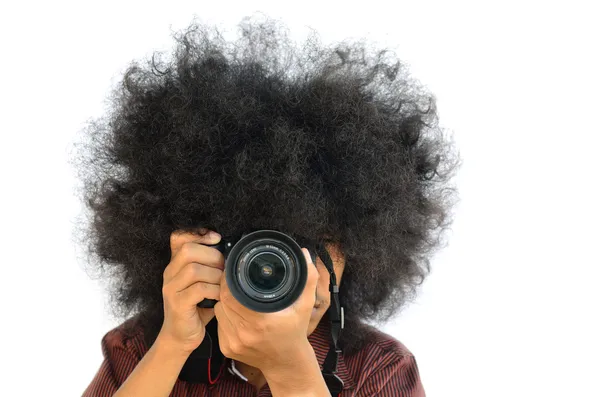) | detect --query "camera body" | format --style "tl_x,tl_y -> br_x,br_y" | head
197,229 -> 315,313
